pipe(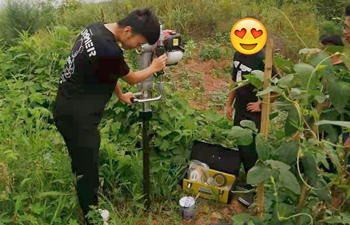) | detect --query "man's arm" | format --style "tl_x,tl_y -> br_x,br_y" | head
114,81 -> 135,105
226,80 -> 236,120
114,81 -> 123,97
122,54 -> 167,85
